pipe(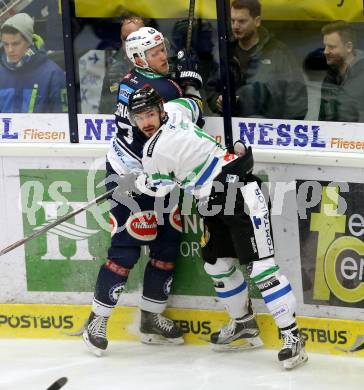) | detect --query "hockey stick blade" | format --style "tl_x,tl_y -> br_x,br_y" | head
61,318 -> 88,337
47,377 -> 68,390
